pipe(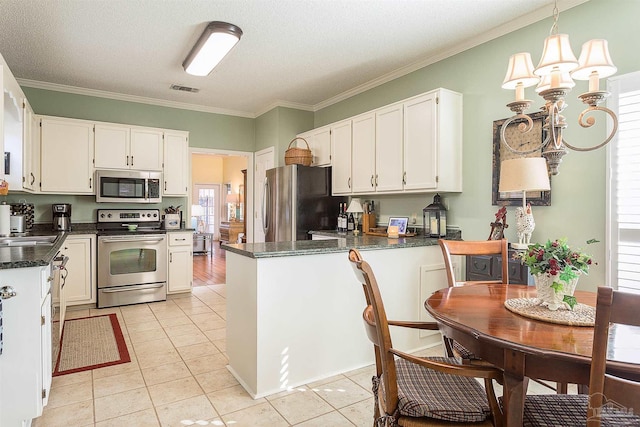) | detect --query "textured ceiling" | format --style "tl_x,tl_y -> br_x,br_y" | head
0,0 -> 586,117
